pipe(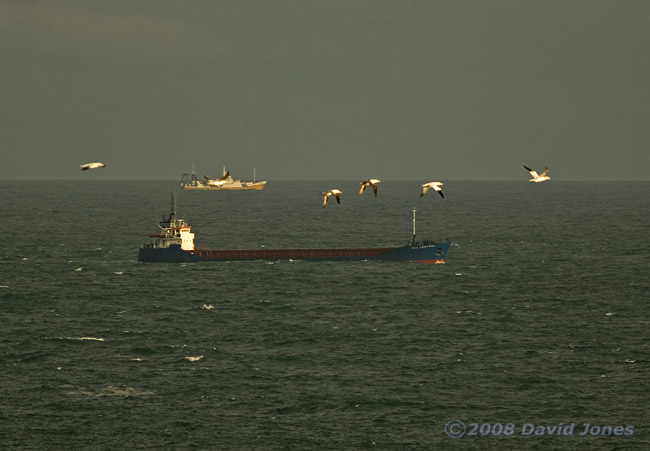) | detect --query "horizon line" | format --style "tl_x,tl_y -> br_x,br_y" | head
0,178 -> 648,183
